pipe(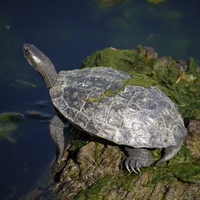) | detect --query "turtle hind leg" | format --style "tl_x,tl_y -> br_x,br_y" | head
124,147 -> 153,173
155,142 -> 183,166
